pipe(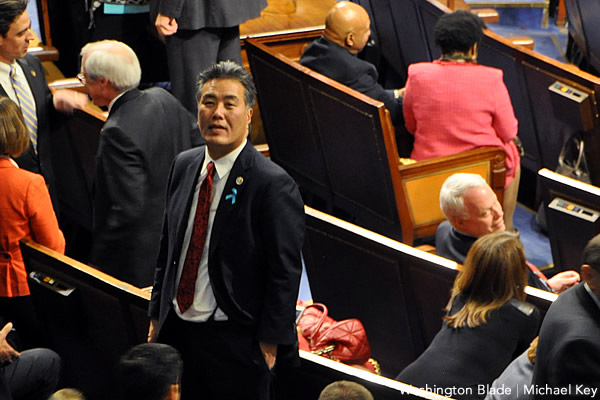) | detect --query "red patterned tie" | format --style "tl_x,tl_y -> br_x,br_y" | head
176,161 -> 215,313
